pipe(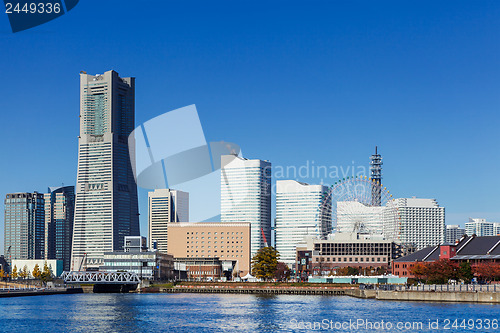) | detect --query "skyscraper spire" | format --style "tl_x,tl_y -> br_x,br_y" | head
370,146 -> 383,206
